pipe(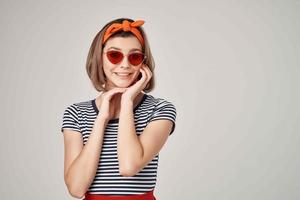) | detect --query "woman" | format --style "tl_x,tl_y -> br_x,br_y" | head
61,18 -> 177,200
